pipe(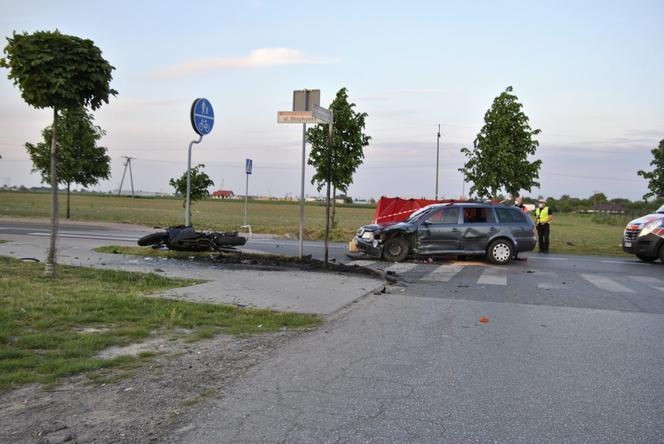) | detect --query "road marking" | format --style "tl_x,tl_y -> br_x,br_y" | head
581,274 -> 635,293
527,256 -> 568,261
601,260 -> 648,266
348,260 -> 376,267
477,268 -> 507,286
384,262 -> 418,274
630,276 -> 664,292
537,282 -> 568,290
420,264 -> 464,282
29,232 -> 138,242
